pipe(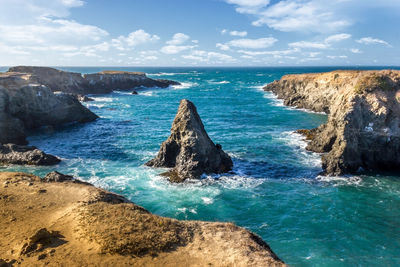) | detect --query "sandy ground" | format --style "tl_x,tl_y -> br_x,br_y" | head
0,172 -> 285,267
